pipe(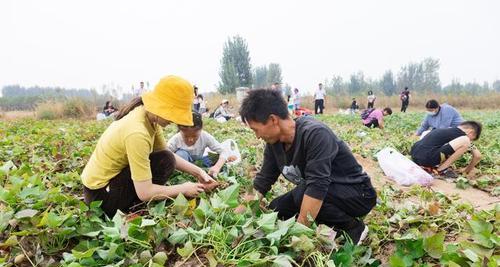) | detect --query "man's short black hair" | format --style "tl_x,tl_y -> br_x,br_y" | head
383,107 -> 393,115
460,121 -> 482,140
404,87 -> 408,90
179,112 -> 203,130
425,99 -> 440,109
239,89 -> 289,124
